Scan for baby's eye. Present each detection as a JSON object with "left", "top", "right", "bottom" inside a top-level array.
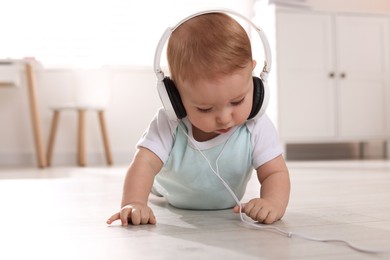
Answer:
[
  {"left": 197, "top": 107, "right": 212, "bottom": 113},
  {"left": 231, "top": 97, "right": 245, "bottom": 106}
]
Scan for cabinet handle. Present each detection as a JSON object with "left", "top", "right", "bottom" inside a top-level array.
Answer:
[
  {"left": 340, "top": 72, "right": 346, "bottom": 79},
  {"left": 329, "top": 72, "right": 335, "bottom": 78}
]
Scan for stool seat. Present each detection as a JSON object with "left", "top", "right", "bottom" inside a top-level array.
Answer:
[
  {"left": 47, "top": 105, "right": 113, "bottom": 167},
  {"left": 50, "top": 104, "right": 107, "bottom": 111}
]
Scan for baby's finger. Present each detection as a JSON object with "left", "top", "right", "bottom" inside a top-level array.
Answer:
[
  {"left": 130, "top": 208, "right": 141, "bottom": 225},
  {"left": 106, "top": 212, "right": 120, "bottom": 224},
  {"left": 256, "top": 208, "right": 270, "bottom": 223},
  {"left": 120, "top": 207, "right": 132, "bottom": 226},
  {"left": 148, "top": 211, "right": 157, "bottom": 225},
  {"left": 140, "top": 209, "right": 151, "bottom": 225},
  {"left": 243, "top": 202, "right": 256, "bottom": 216},
  {"left": 263, "top": 211, "right": 278, "bottom": 224},
  {"left": 233, "top": 204, "right": 246, "bottom": 213}
]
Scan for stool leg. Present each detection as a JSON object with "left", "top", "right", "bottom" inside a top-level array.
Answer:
[
  {"left": 98, "top": 111, "right": 113, "bottom": 165},
  {"left": 78, "top": 109, "right": 87, "bottom": 167},
  {"left": 25, "top": 63, "right": 47, "bottom": 168},
  {"left": 46, "top": 110, "right": 60, "bottom": 166}
]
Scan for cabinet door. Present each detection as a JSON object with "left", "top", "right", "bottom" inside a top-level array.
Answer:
[
  {"left": 276, "top": 12, "right": 336, "bottom": 140},
  {"left": 335, "top": 15, "right": 389, "bottom": 138}
]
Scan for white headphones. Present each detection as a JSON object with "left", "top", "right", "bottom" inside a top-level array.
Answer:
[{"left": 154, "top": 9, "right": 272, "bottom": 121}]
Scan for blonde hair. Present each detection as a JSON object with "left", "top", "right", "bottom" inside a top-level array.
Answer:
[{"left": 167, "top": 13, "right": 252, "bottom": 85}]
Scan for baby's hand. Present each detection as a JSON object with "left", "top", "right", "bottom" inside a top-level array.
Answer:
[
  {"left": 106, "top": 203, "right": 156, "bottom": 226},
  {"left": 233, "top": 198, "right": 282, "bottom": 224}
]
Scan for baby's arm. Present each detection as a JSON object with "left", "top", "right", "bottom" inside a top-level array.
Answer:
[
  {"left": 234, "top": 155, "right": 290, "bottom": 224},
  {"left": 106, "top": 147, "right": 163, "bottom": 226}
]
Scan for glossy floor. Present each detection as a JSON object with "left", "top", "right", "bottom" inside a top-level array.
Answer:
[{"left": 1, "top": 160, "right": 390, "bottom": 259}]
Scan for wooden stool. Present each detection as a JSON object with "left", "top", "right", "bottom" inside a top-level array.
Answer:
[{"left": 46, "top": 106, "right": 113, "bottom": 166}]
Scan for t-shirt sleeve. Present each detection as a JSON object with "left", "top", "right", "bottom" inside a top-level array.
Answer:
[
  {"left": 136, "top": 108, "right": 178, "bottom": 163},
  {"left": 247, "top": 115, "right": 284, "bottom": 169}
]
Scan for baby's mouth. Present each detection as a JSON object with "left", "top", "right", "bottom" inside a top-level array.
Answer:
[{"left": 216, "top": 127, "right": 231, "bottom": 134}]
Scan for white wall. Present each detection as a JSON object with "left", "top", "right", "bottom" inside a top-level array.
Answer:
[
  {"left": 0, "top": 66, "right": 161, "bottom": 166},
  {"left": 265, "top": 0, "right": 390, "bottom": 13},
  {"left": 307, "top": 0, "right": 390, "bottom": 13}
]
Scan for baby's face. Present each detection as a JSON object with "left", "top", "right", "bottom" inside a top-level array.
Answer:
[{"left": 178, "top": 61, "right": 255, "bottom": 139}]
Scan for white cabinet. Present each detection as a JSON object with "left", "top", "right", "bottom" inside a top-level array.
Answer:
[{"left": 274, "top": 10, "right": 389, "bottom": 145}]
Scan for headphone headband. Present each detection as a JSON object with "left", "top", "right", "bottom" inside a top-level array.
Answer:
[{"left": 153, "top": 9, "right": 272, "bottom": 82}]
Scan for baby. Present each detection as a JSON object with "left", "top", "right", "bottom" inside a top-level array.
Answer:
[{"left": 107, "top": 11, "right": 290, "bottom": 226}]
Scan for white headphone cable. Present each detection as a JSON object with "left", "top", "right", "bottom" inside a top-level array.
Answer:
[{"left": 179, "top": 124, "right": 390, "bottom": 254}]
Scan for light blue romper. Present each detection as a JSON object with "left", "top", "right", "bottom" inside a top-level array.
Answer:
[
  {"left": 137, "top": 108, "right": 283, "bottom": 210},
  {"left": 153, "top": 122, "right": 253, "bottom": 209}
]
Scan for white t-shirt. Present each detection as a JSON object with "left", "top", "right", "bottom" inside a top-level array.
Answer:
[{"left": 137, "top": 108, "right": 283, "bottom": 210}]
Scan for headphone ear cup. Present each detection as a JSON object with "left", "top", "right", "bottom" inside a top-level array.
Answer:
[
  {"left": 248, "top": 76, "right": 265, "bottom": 120},
  {"left": 162, "top": 77, "right": 187, "bottom": 119}
]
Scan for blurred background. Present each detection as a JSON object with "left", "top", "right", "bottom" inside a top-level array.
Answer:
[{"left": 1, "top": 0, "right": 389, "bottom": 167}]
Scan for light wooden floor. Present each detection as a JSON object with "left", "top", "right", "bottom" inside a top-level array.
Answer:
[{"left": 1, "top": 160, "right": 390, "bottom": 259}]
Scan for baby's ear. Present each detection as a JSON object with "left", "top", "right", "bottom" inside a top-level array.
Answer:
[{"left": 252, "top": 60, "right": 257, "bottom": 70}]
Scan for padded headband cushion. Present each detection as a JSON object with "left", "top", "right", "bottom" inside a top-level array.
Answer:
[{"left": 248, "top": 76, "right": 264, "bottom": 120}]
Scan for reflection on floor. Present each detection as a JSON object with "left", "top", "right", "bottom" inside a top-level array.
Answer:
[{"left": 0, "top": 160, "right": 390, "bottom": 259}]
